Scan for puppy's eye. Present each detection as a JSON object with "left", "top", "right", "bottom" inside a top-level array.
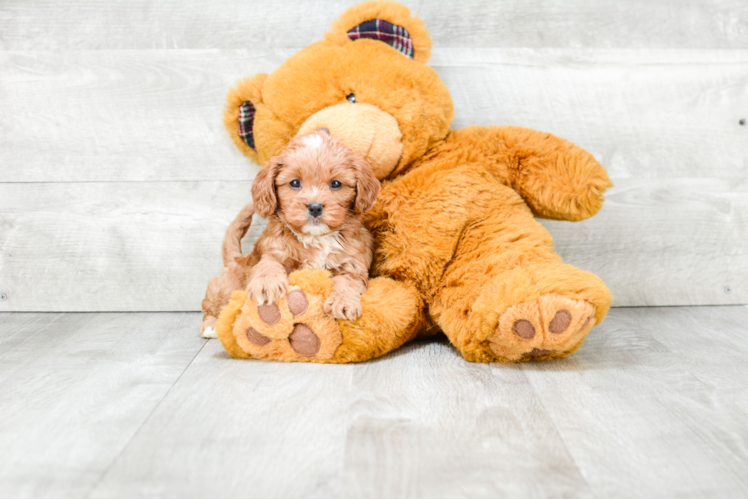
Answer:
[
  {"left": 346, "top": 93, "right": 356, "bottom": 103},
  {"left": 289, "top": 179, "right": 301, "bottom": 188},
  {"left": 330, "top": 180, "right": 342, "bottom": 190}
]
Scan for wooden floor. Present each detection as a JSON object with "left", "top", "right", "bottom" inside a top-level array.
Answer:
[{"left": 2, "top": 307, "right": 747, "bottom": 498}]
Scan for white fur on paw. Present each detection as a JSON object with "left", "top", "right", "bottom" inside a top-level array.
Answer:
[{"left": 201, "top": 326, "right": 218, "bottom": 339}]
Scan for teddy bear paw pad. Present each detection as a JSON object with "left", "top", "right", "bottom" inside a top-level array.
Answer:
[
  {"left": 232, "top": 286, "right": 342, "bottom": 361},
  {"left": 288, "top": 324, "right": 321, "bottom": 356},
  {"left": 488, "top": 293, "right": 596, "bottom": 361}
]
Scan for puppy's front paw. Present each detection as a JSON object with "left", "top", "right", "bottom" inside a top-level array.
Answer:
[
  {"left": 246, "top": 274, "right": 289, "bottom": 305},
  {"left": 199, "top": 317, "right": 218, "bottom": 338},
  {"left": 201, "top": 326, "right": 218, "bottom": 339},
  {"left": 324, "top": 291, "right": 362, "bottom": 321}
]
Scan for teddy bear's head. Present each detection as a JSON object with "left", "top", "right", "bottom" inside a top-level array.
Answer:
[{"left": 224, "top": 1, "right": 454, "bottom": 180}]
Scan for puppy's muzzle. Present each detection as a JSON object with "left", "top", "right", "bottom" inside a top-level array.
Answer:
[{"left": 307, "top": 202, "right": 324, "bottom": 218}]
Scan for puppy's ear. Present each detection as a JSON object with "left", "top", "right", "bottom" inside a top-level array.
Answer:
[
  {"left": 251, "top": 159, "right": 281, "bottom": 218},
  {"left": 352, "top": 154, "right": 381, "bottom": 214}
]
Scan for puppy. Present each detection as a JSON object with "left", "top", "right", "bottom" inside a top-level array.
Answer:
[{"left": 200, "top": 130, "right": 380, "bottom": 338}]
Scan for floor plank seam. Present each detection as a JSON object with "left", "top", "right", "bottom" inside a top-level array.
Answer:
[
  {"left": 519, "top": 364, "right": 594, "bottom": 494},
  {"left": 83, "top": 338, "right": 209, "bottom": 497}
]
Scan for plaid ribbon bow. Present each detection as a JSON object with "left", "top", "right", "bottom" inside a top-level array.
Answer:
[{"left": 347, "top": 19, "right": 414, "bottom": 59}]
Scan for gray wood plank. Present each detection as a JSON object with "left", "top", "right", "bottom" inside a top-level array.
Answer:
[
  {"left": 1, "top": 48, "right": 746, "bottom": 182},
  {"left": 0, "top": 50, "right": 273, "bottom": 183},
  {"left": 0, "top": 181, "right": 264, "bottom": 312},
  {"left": 0, "top": 311, "right": 205, "bottom": 498},
  {"left": 0, "top": 178, "right": 745, "bottom": 311},
  {"left": 542, "top": 177, "right": 748, "bottom": 308},
  {"left": 652, "top": 307, "right": 748, "bottom": 415},
  {"left": 1, "top": 0, "right": 746, "bottom": 51},
  {"left": 90, "top": 339, "right": 356, "bottom": 498},
  {"left": 88, "top": 338, "right": 590, "bottom": 498},
  {"left": 331, "top": 343, "right": 592, "bottom": 498},
  {"left": 520, "top": 305, "right": 748, "bottom": 497},
  {"left": 436, "top": 48, "right": 748, "bottom": 180},
  {"left": 87, "top": 306, "right": 748, "bottom": 498}
]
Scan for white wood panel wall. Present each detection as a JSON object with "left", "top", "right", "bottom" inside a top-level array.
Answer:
[
  {"left": 2, "top": 1, "right": 747, "bottom": 50},
  {"left": 0, "top": 1, "right": 746, "bottom": 312}
]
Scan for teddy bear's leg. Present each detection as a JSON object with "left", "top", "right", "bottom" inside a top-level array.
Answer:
[
  {"left": 434, "top": 263, "right": 612, "bottom": 362},
  {"left": 428, "top": 203, "right": 613, "bottom": 363},
  {"left": 214, "top": 270, "right": 427, "bottom": 363}
]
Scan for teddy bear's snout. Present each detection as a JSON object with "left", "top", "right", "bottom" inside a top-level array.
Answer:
[{"left": 297, "top": 102, "right": 403, "bottom": 180}]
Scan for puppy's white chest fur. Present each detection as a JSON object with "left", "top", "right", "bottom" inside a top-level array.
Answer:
[{"left": 297, "top": 231, "right": 344, "bottom": 270}]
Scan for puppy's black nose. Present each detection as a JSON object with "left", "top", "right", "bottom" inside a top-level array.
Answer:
[{"left": 307, "top": 202, "right": 324, "bottom": 217}]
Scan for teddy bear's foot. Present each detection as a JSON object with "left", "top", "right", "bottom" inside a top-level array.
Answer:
[
  {"left": 489, "top": 293, "right": 596, "bottom": 361},
  {"left": 230, "top": 285, "right": 343, "bottom": 361},
  {"left": 215, "top": 270, "right": 427, "bottom": 363}
]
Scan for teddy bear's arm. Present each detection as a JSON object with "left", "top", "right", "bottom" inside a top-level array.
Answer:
[{"left": 453, "top": 125, "right": 613, "bottom": 221}]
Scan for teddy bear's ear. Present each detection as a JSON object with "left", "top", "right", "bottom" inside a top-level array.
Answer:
[
  {"left": 223, "top": 73, "right": 268, "bottom": 162},
  {"left": 325, "top": 1, "right": 432, "bottom": 63}
]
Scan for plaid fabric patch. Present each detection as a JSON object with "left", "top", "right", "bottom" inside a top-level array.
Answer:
[
  {"left": 238, "top": 101, "right": 256, "bottom": 150},
  {"left": 347, "top": 19, "right": 414, "bottom": 59}
]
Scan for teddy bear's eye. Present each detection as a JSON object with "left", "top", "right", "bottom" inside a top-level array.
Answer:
[
  {"left": 330, "top": 180, "right": 342, "bottom": 189},
  {"left": 290, "top": 179, "right": 301, "bottom": 188},
  {"left": 346, "top": 93, "right": 356, "bottom": 103}
]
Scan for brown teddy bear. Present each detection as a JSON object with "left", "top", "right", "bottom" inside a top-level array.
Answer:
[{"left": 214, "top": 0, "right": 614, "bottom": 363}]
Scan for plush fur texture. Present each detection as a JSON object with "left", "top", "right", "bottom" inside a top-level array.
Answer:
[
  {"left": 215, "top": 0, "right": 614, "bottom": 363},
  {"left": 297, "top": 103, "right": 404, "bottom": 179},
  {"left": 215, "top": 270, "right": 426, "bottom": 363},
  {"left": 201, "top": 130, "right": 379, "bottom": 338}
]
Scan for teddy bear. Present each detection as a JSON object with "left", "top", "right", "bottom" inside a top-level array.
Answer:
[{"left": 214, "top": 0, "right": 614, "bottom": 363}]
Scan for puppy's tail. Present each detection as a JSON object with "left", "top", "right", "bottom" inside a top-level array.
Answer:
[{"left": 222, "top": 201, "right": 255, "bottom": 265}]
